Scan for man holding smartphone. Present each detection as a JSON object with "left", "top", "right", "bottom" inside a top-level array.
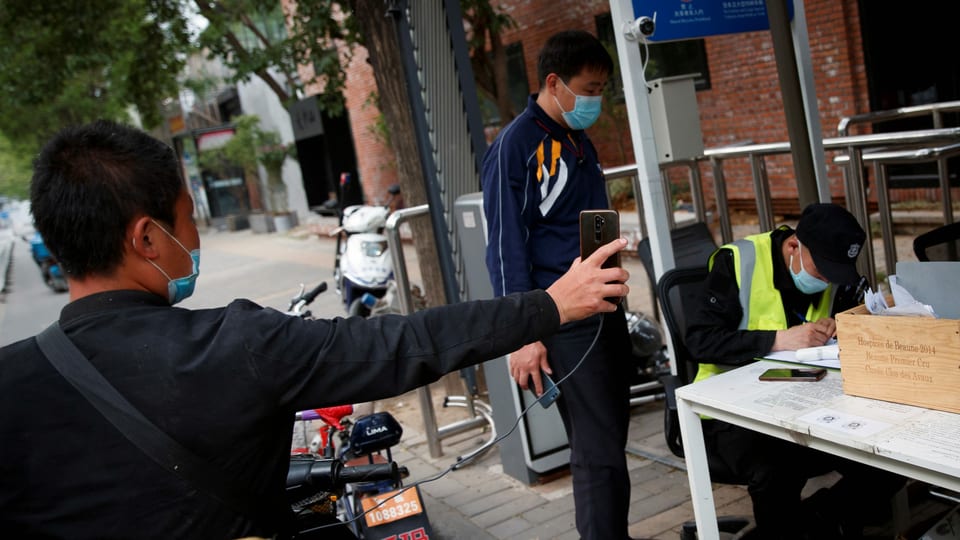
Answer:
[
  {"left": 686, "top": 204, "right": 904, "bottom": 539},
  {"left": 481, "top": 31, "right": 638, "bottom": 540}
]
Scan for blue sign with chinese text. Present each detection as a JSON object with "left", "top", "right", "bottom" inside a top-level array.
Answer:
[{"left": 631, "top": 0, "right": 794, "bottom": 42}]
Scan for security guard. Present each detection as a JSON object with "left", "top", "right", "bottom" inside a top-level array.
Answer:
[{"left": 686, "top": 203, "right": 904, "bottom": 540}]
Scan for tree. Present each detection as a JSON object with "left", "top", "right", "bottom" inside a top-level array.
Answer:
[
  {"left": 0, "top": 0, "right": 190, "bottom": 151},
  {"left": 1, "top": 0, "right": 512, "bottom": 310},
  {"left": 194, "top": 1, "right": 358, "bottom": 114},
  {"left": 344, "top": 0, "right": 447, "bottom": 309},
  {"left": 197, "top": 115, "right": 297, "bottom": 214},
  {"left": 461, "top": 0, "right": 517, "bottom": 126},
  {"left": 0, "top": 134, "right": 33, "bottom": 199},
  {"left": 0, "top": 0, "right": 359, "bottom": 155}
]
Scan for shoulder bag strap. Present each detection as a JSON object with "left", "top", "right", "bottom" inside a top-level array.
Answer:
[{"left": 36, "top": 322, "right": 264, "bottom": 524}]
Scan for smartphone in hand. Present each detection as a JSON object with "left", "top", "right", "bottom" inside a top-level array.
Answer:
[
  {"left": 758, "top": 367, "right": 827, "bottom": 382},
  {"left": 579, "top": 210, "right": 621, "bottom": 268},
  {"left": 579, "top": 210, "right": 622, "bottom": 303},
  {"left": 530, "top": 371, "right": 561, "bottom": 408}
]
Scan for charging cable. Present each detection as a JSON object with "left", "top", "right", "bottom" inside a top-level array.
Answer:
[{"left": 453, "top": 314, "right": 605, "bottom": 467}]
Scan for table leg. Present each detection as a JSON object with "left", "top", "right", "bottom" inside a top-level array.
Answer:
[{"left": 677, "top": 396, "right": 720, "bottom": 539}]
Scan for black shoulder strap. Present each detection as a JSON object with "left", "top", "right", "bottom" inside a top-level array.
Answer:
[{"left": 36, "top": 322, "right": 263, "bottom": 523}]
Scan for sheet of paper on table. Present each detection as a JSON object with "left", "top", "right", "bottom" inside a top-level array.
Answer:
[{"left": 763, "top": 338, "right": 840, "bottom": 369}]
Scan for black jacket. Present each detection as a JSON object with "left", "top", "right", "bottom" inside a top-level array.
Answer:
[{"left": 0, "top": 289, "right": 559, "bottom": 538}]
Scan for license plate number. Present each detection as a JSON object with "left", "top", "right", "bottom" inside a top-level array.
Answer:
[{"left": 360, "top": 487, "right": 424, "bottom": 528}]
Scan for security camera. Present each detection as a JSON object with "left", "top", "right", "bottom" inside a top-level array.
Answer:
[
  {"left": 623, "top": 13, "right": 656, "bottom": 42},
  {"left": 637, "top": 16, "right": 655, "bottom": 36}
]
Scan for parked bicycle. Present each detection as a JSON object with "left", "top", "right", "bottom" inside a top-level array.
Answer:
[{"left": 283, "top": 282, "right": 435, "bottom": 540}]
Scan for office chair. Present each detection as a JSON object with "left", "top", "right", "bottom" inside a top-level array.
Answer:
[
  {"left": 913, "top": 221, "right": 960, "bottom": 262},
  {"left": 656, "top": 266, "right": 755, "bottom": 539},
  {"left": 637, "top": 222, "right": 718, "bottom": 320}
]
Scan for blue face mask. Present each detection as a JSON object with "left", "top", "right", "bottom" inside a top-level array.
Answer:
[
  {"left": 145, "top": 219, "right": 200, "bottom": 305},
  {"left": 554, "top": 79, "right": 602, "bottom": 130},
  {"left": 789, "top": 242, "right": 828, "bottom": 294}
]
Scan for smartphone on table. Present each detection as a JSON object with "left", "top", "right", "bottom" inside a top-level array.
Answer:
[
  {"left": 758, "top": 367, "right": 827, "bottom": 382},
  {"left": 579, "top": 210, "right": 621, "bottom": 303}
]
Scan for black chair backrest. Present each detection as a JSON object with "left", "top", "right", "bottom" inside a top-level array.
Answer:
[
  {"left": 657, "top": 265, "right": 755, "bottom": 531},
  {"left": 657, "top": 266, "right": 749, "bottom": 487},
  {"left": 913, "top": 222, "right": 960, "bottom": 262},
  {"left": 637, "top": 222, "right": 718, "bottom": 318},
  {"left": 656, "top": 266, "right": 711, "bottom": 385}
]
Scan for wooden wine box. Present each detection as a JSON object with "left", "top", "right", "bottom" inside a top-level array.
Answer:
[{"left": 836, "top": 303, "right": 960, "bottom": 414}]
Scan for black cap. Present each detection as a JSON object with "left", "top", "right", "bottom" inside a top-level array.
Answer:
[{"left": 795, "top": 203, "right": 866, "bottom": 285}]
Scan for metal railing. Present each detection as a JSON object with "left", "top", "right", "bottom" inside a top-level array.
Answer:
[
  {"left": 836, "top": 101, "right": 960, "bottom": 273},
  {"left": 838, "top": 100, "right": 960, "bottom": 136},
  {"left": 835, "top": 142, "right": 960, "bottom": 273},
  {"left": 384, "top": 205, "right": 495, "bottom": 459},
  {"left": 611, "top": 127, "right": 960, "bottom": 286}
]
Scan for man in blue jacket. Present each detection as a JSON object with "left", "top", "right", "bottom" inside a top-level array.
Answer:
[{"left": 482, "top": 30, "right": 636, "bottom": 539}]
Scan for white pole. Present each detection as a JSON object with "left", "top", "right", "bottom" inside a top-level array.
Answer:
[{"left": 608, "top": 0, "right": 677, "bottom": 365}]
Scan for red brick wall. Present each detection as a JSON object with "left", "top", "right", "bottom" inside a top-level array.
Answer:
[
  {"left": 494, "top": 0, "right": 634, "bottom": 167},
  {"left": 340, "top": 46, "right": 399, "bottom": 206},
  {"left": 693, "top": 0, "right": 868, "bottom": 213},
  {"left": 289, "top": 0, "right": 398, "bottom": 206},
  {"left": 322, "top": 0, "right": 871, "bottom": 214}
]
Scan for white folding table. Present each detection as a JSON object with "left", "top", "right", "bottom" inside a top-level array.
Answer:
[{"left": 676, "top": 360, "right": 960, "bottom": 538}]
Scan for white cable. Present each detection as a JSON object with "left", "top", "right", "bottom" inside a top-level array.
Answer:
[{"left": 640, "top": 38, "right": 651, "bottom": 90}]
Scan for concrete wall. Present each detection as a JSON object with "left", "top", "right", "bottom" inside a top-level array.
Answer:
[{"left": 237, "top": 76, "right": 310, "bottom": 218}]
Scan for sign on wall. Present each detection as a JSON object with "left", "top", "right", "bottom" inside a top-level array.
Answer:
[
  {"left": 631, "top": 0, "right": 794, "bottom": 42},
  {"left": 289, "top": 96, "right": 325, "bottom": 141}
]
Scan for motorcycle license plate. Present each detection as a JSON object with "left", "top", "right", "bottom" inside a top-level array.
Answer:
[{"left": 360, "top": 487, "right": 424, "bottom": 528}]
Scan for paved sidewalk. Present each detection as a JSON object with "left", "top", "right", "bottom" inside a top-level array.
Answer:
[{"left": 368, "top": 391, "right": 748, "bottom": 540}]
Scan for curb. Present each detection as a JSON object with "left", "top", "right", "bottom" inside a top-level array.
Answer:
[{"left": 0, "top": 234, "right": 14, "bottom": 295}]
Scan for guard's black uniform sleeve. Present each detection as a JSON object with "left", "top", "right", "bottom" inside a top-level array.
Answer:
[
  {"left": 685, "top": 248, "right": 777, "bottom": 366},
  {"left": 240, "top": 290, "right": 561, "bottom": 411}
]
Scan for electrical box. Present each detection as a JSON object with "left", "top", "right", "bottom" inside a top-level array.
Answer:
[
  {"left": 648, "top": 75, "right": 704, "bottom": 163},
  {"left": 453, "top": 192, "right": 570, "bottom": 485}
]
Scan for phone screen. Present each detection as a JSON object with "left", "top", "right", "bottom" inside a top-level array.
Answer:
[{"left": 758, "top": 368, "right": 827, "bottom": 382}]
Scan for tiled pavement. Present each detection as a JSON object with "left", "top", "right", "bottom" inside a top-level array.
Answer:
[{"left": 378, "top": 395, "right": 754, "bottom": 540}]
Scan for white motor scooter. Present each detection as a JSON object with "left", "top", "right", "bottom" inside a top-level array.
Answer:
[{"left": 331, "top": 185, "right": 400, "bottom": 317}]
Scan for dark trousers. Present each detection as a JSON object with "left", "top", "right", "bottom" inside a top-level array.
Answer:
[
  {"left": 703, "top": 419, "right": 905, "bottom": 540},
  {"left": 543, "top": 307, "right": 633, "bottom": 540}
]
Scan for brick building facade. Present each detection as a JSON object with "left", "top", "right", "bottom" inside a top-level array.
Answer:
[{"left": 333, "top": 0, "right": 955, "bottom": 217}]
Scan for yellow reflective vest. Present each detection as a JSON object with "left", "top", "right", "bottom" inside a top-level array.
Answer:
[{"left": 693, "top": 232, "right": 833, "bottom": 383}]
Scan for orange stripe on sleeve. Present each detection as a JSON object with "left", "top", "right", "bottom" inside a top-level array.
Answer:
[
  {"left": 549, "top": 140, "right": 561, "bottom": 177},
  {"left": 536, "top": 142, "right": 545, "bottom": 182}
]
